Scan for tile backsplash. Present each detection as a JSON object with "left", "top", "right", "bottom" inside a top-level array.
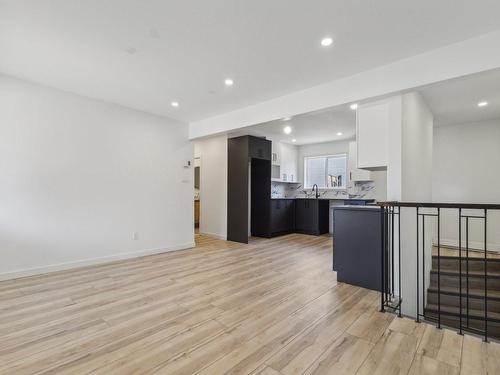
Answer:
[{"left": 271, "top": 180, "right": 377, "bottom": 200}]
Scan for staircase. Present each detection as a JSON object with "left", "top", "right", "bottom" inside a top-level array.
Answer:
[{"left": 425, "top": 248, "right": 500, "bottom": 339}]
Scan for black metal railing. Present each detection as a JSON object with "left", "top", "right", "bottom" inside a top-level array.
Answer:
[{"left": 378, "top": 201, "right": 500, "bottom": 343}]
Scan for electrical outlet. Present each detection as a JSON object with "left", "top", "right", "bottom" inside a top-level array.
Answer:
[{"left": 132, "top": 232, "right": 138, "bottom": 240}]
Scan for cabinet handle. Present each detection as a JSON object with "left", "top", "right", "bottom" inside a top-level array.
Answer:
[{"left": 350, "top": 172, "right": 352, "bottom": 181}]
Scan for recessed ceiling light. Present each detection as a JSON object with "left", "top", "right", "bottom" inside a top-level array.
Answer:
[
  {"left": 292, "top": 139, "right": 297, "bottom": 143},
  {"left": 321, "top": 37, "right": 333, "bottom": 47},
  {"left": 478, "top": 101, "right": 488, "bottom": 107},
  {"left": 224, "top": 78, "right": 234, "bottom": 86},
  {"left": 171, "top": 101, "right": 179, "bottom": 107},
  {"left": 350, "top": 103, "right": 358, "bottom": 110},
  {"left": 282, "top": 117, "right": 291, "bottom": 121},
  {"left": 283, "top": 126, "right": 292, "bottom": 135},
  {"left": 337, "top": 132, "right": 343, "bottom": 136}
]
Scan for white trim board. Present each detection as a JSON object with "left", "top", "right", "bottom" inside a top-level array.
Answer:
[{"left": 0, "top": 242, "right": 196, "bottom": 281}]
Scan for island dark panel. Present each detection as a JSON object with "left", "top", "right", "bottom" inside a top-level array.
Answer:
[{"left": 333, "top": 205, "right": 382, "bottom": 291}]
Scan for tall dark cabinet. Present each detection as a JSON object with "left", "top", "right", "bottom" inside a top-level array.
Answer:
[{"left": 227, "top": 135, "right": 271, "bottom": 243}]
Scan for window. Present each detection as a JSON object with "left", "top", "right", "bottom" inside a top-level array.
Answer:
[{"left": 304, "top": 154, "right": 347, "bottom": 189}]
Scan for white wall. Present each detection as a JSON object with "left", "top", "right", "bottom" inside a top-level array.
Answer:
[
  {"left": 0, "top": 75, "right": 194, "bottom": 280},
  {"left": 399, "top": 92, "right": 434, "bottom": 317},
  {"left": 384, "top": 96, "right": 403, "bottom": 201},
  {"left": 433, "top": 119, "right": 500, "bottom": 251},
  {"left": 193, "top": 135, "right": 228, "bottom": 239},
  {"left": 402, "top": 93, "right": 434, "bottom": 201}
]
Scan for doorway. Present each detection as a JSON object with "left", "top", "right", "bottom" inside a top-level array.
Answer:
[{"left": 194, "top": 157, "right": 200, "bottom": 233}]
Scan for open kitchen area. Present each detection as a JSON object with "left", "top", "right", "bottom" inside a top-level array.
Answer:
[
  {"left": 226, "top": 104, "right": 386, "bottom": 242},
  {"left": 194, "top": 67, "right": 500, "bottom": 299}
]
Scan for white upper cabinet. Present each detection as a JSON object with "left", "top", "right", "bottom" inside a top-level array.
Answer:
[
  {"left": 271, "top": 140, "right": 298, "bottom": 182},
  {"left": 280, "top": 142, "right": 298, "bottom": 182},
  {"left": 356, "top": 101, "right": 389, "bottom": 169},
  {"left": 271, "top": 140, "right": 280, "bottom": 165},
  {"left": 348, "top": 141, "right": 372, "bottom": 182}
]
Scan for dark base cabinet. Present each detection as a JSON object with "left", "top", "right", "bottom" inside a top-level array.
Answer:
[
  {"left": 294, "top": 199, "right": 330, "bottom": 235},
  {"left": 270, "top": 199, "right": 295, "bottom": 237}
]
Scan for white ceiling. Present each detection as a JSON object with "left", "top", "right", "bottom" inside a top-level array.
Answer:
[
  {"left": 231, "top": 68, "right": 500, "bottom": 145},
  {"left": 230, "top": 105, "right": 356, "bottom": 145},
  {"left": 419, "top": 68, "right": 500, "bottom": 126},
  {"left": 1, "top": 1, "right": 500, "bottom": 122}
]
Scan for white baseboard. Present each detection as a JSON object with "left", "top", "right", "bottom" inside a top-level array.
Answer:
[
  {"left": 0, "top": 241, "right": 196, "bottom": 281},
  {"left": 435, "top": 238, "right": 500, "bottom": 252}
]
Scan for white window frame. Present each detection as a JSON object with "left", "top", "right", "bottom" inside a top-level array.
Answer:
[{"left": 303, "top": 153, "right": 347, "bottom": 189}]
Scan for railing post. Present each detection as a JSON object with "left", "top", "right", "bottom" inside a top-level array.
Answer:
[
  {"left": 458, "top": 208, "right": 463, "bottom": 335},
  {"left": 391, "top": 206, "right": 395, "bottom": 297},
  {"left": 466, "top": 216, "right": 470, "bottom": 329},
  {"left": 437, "top": 207, "right": 441, "bottom": 329},
  {"left": 416, "top": 206, "right": 420, "bottom": 323},
  {"left": 422, "top": 211, "right": 426, "bottom": 321},
  {"left": 398, "top": 204, "right": 402, "bottom": 318},
  {"left": 380, "top": 206, "right": 385, "bottom": 313},
  {"left": 484, "top": 209, "right": 488, "bottom": 342},
  {"left": 385, "top": 208, "right": 389, "bottom": 305}
]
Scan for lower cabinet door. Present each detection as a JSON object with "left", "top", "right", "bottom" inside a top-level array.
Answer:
[
  {"left": 294, "top": 200, "right": 310, "bottom": 234},
  {"left": 271, "top": 200, "right": 289, "bottom": 235},
  {"left": 294, "top": 200, "right": 305, "bottom": 232},
  {"left": 274, "top": 199, "right": 326, "bottom": 236},
  {"left": 287, "top": 200, "right": 295, "bottom": 232}
]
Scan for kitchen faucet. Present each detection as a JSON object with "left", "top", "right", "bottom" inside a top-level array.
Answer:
[{"left": 311, "top": 184, "right": 319, "bottom": 199}]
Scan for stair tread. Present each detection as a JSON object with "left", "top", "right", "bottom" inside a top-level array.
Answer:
[
  {"left": 432, "top": 246, "right": 500, "bottom": 261},
  {"left": 433, "top": 255, "right": 500, "bottom": 262},
  {"left": 427, "top": 285, "right": 500, "bottom": 299},
  {"left": 430, "top": 269, "right": 500, "bottom": 278},
  {"left": 425, "top": 303, "right": 500, "bottom": 322}
]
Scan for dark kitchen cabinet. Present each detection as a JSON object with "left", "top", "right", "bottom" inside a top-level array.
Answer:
[
  {"left": 295, "top": 199, "right": 330, "bottom": 235},
  {"left": 270, "top": 199, "right": 294, "bottom": 236},
  {"left": 248, "top": 136, "right": 272, "bottom": 160},
  {"left": 227, "top": 135, "right": 271, "bottom": 243}
]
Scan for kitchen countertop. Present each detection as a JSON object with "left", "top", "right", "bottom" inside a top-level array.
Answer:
[
  {"left": 271, "top": 197, "right": 376, "bottom": 202},
  {"left": 333, "top": 205, "right": 381, "bottom": 210}
]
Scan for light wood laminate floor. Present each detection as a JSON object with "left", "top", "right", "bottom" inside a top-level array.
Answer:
[{"left": 1, "top": 234, "right": 499, "bottom": 374}]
